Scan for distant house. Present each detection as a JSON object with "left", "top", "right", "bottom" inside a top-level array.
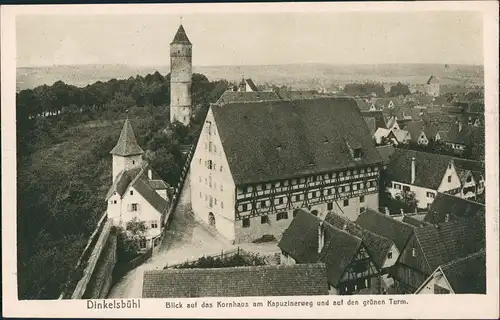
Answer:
[
  {"left": 390, "top": 217, "right": 485, "bottom": 293},
  {"left": 278, "top": 210, "right": 380, "bottom": 295},
  {"left": 424, "top": 193, "right": 485, "bottom": 224},
  {"left": 106, "top": 120, "right": 170, "bottom": 249},
  {"left": 238, "top": 78, "right": 259, "bottom": 92},
  {"left": 142, "top": 263, "right": 329, "bottom": 298},
  {"left": 444, "top": 122, "right": 484, "bottom": 155},
  {"left": 361, "top": 110, "right": 387, "bottom": 129},
  {"left": 405, "top": 121, "right": 430, "bottom": 145},
  {"left": 354, "top": 98, "right": 377, "bottom": 111},
  {"left": 387, "top": 129, "right": 411, "bottom": 145},
  {"left": 386, "top": 149, "right": 475, "bottom": 209},
  {"left": 425, "top": 76, "right": 440, "bottom": 97},
  {"left": 275, "top": 89, "right": 328, "bottom": 100},
  {"left": 375, "top": 98, "right": 395, "bottom": 109},
  {"left": 415, "top": 250, "right": 486, "bottom": 294}
]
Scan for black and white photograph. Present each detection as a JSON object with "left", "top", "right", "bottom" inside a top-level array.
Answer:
[{"left": 2, "top": 2, "right": 499, "bottom": 319}]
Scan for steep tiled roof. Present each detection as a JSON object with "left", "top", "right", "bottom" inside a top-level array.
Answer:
[
  {"left": 275, "top": 90, "right": 327, "bottom": 100},
  {"left": 278, "top": 209, "right": 321, "bottom": 262},
  {"left": 363, "top": 117, "right": 377, "bottom": 135},
  {"left": 132, "top": 167, "right": 169, "bottom": 214},
  {"left": 110, "top": 119, "right": 144, "bottom": 156},
  {"left": 325, "top": 212, "right": 394, "bottom": 269},
  {"left": 386, "top": 149, "right": 451, "bottom": 190},
  {"left": 361, "top": 110, "right": 387, "bottom": 129},
  {"left": 319, "top": 223, "right": 363, "bottom": 285},
  {"left": 279, "top": 210, "right": 364, "bottom": 286},
  {"left": 356, "top": 208, "right": 415, "bottom": 252},
  {"left": 405, "top": 121, "right": 425, "bottom": 143},
  {"left": 424, "top": 193, "right": 485, "bottom": 224},
  {"left": 440, "top": 250, "right": 486, "bottom": 294},
  {"left": 106, "top": 167, "right": 142, "bottom": 200},
  {"left": 426, "top": 76, "right": 439, "bottom": 84},
  {"left": 402, "top": 215, "right": 432, "bottom": 228},
  {"left": 212, "top": 98, "right": 382, "bottom": 185},
  {"left": 376, "top": 145, "right": 395, "bottom": 165},
  {"left": 142, "top": 263, "right": 329, "bottom": 298},
  {"left": 105, "top": 163, "right": 168, "bottom": 214},
  {"left": 453, "top": 158, "right": 484, "bottom": 182},
  {"left": 414, "top": 217, "right": 485, "bottom": 272},
  {"left": 446, "top": 123, "right": 484, "bottom": 146},
  {"left": 171, "top": 24, "right": 191, "bottom": 44},
  {"left": 245, "top": 79, "right": 259, "bottom": 92},
  {"left": 215, "top": 90, "right": 280, "bottom": 105}
]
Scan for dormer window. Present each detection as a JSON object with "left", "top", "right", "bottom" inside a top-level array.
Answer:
[{"left": 353, "top": 148, "right": 363, "bottom": 159}]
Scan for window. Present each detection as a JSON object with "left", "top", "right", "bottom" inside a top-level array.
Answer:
[
  {"left": 427, "top": 192, "right": 435, "bottom": 198},
  {"left": 151, "top": 221, "right": 158, "bottom": 229},
  {"left": 311, "top": 210, "right": 318, "bottom": 216},
  {"left": 360, "top": 195, "right": 365, "bottom": 203},
  {"left": 208, "top": 142, "right": 212, "bottom": 152},
  {"left": 260, "top": 200, "right": 267, "bottom": 208},
  {"left": 199, "top": 158, "right": 202, "bottom": 164},
  {"left": 346, "top": 170, "right": 351, "bottom": 176},
  {"left": 312, "top": 191, "right": 317, "bottom": 198},
  {"left": 242, "top": 218, "right": 250, "bottom": 228},
  {"left": 130, "top": 190, "right": 134, "bottom": 195},
  {"left": 242, "top": 186, "right": 248, "bottom": 194},
  {"left": 262, "top": 184, "right": 267, "bottom": 191},
  {"left": 220, "top": 166, "right": 223, "bottom": 172},
  {"left": 343, "top": 199, "right": 349, "bottom": 207},
  {"left": 131, "top": 203, "right": 138, "bottom": 211},
  {"left": 261, "top": 216, "right": 269, "bottom": 224},
  {"left": 215, "top": 198, "right": 218, "bottom": 205},
  {"left": 113, "top": 200, "right": 117, "bottom": 204},
  {"left": 359, "top": 207, "right": 365, "bottom": 213},
  {"left": 242, "top": 204, "right": 248, "bottom": 211},
  {"left": 277, "top": 212, "right": 288, "bottom": 221},
  {"left": 327, "top": 202, "right": 333, "bottom": 210},
  {"left": 387, "top": 252, "right": 393, "bottom": 259},
  {"left": 295, "top": 195, "right": 300, "bottom": 201},
  {"left": 403, "top": 185, "right": 410, "bottom": 192},
  {"left": 313, "top": 176, "right": 317, "bottom": 182},
  {"left": 353, "top": 148, "right": 363, "bottom": 159},
  {"left": 278, "top": 198, "right": 284, "bottom": 205},
  {"left": 132, "top": 160, "right": 135, "bottom": 165},
  {"left": 412, "top": 248, "right": 417, "bottom": 257},
  {"left": 447, "top": 176, "right": 452, "bottom": 183},
  {"left": 275, "top": 181, "right": 281, "bottom": 187},
  {"left": 214, "top": 145, "right": 217, "bottom": 153},
  {"left": 466, "top": 176, "right": 472, "bottom": 183},
  {"left": 221, "top": 202, "right": 224, "bottom": 209},
  {"left": 209, "top": 176, "right": 212, "bottom": 187}
]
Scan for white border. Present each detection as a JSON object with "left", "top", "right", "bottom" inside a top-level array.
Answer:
[{"left": 2, "top": 2, "right": 499, "bottom": 319}]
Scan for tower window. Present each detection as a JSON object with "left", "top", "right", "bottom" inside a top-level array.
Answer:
[
  {"left": 130, "top": 190, "right": 134, "bottom": 195},
  {"left": 132, "top": 160, "right": 135, "bottom": 165}
]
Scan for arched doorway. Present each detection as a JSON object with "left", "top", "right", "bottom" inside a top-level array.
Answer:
[{"left": 208, "top": 212, "right": 216, "bottom": 228}]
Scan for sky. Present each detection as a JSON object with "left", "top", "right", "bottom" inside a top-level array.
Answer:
[{"left": 16, "top": 11, "right": 484, "bottom": 67}]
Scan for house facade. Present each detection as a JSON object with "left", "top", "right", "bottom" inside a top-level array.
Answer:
[
  {"left": 190, "top": 98, "right": 383, "bottom": 244},
  {"left": 386, "top": 149, "right": 481, "bottom": 209},
  {"left": 107, "top": 120, "right": 170, "bottom": 248},
  {"left": 278, "top": 210, "right": 380, "bottom": 295}
]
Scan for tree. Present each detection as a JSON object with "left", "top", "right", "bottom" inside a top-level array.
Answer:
[
  {"left": 126, "top": 217, "right": 147, "bottom": 239},
  {"left": 395, "top": 190, "right": 419, "bottom": 212},
  {"left": 389, "top": 82, "right": 410, "bottom": 97}
]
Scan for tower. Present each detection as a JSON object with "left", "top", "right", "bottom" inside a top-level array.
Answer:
[
  {"left": 110, "top": 119, "right": 144, "bottom": 182},
  {"left": 170, "top": 24, "right": 192, "bottom": 125}
]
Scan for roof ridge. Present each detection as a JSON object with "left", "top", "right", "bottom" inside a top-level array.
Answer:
[
  {"left": 365, "top": 208, "right": 415, "bottom": 229},
  {"left": 156, "top": 262, "right": 326, "bottom": 274},
  {"left": 436, "top": 192, "right": 485, "bottom": 206},
  {"left": 440, "top": 249, "right": 485, "bottom": 269}
]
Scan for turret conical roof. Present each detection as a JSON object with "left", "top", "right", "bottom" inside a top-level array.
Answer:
[
  {"left": 171, "top": 24, "right": 191, "bottom": 45},
  {"left": 110, "top": 119, "right": 144, "bottom": 156}
]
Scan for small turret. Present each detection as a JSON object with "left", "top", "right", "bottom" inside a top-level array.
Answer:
[{"left": 110, "top": 119, "right": 144, "bottom": 181}]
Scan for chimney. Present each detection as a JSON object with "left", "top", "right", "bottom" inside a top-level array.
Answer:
[
  {"left": 148, "top": 169, "right": 152, "bottom": 180},
  {"left": 343, "top": 223, "right": 348, "bottom": 231},
  {"left": 318, "top": 222, "right": 325, "bottom": 254},
  {"left": 458, "top": 121, "right": 463, "bottom": 132},
  {"left": 411, "top": 157, "right": 416, "bottom": 184},
  {"left": 400, "top": 208, "right": 405, "bottom": 216},
  {"left": 445, "top": 214, "right": 450, "bottom": 222},
  {"left": 385, "top": 207, "right": 390, "bottom": 215}
]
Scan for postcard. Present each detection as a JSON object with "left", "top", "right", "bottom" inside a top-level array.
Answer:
[{"left": 1, "top": 1, "right": 499, "bottom": 318}]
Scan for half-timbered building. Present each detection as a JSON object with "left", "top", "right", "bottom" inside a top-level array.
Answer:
[
  {"left": 278, "top": 210, "right": 380, "bottom": 295},
  {"left": 390, "top": 215, "right": 485, "bottom": 293},
  {"left": 190, "top": 97, "right": 383, "bottom": 243}
]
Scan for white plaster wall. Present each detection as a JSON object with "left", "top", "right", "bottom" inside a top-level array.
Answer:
[
  {"left": 417, "top": 272, "right": 452, "bottom": 294},
  {"left": 437, "top": 162, "right": 461, "bottom": 193},
  {"left": 190, "top": 107, "right": 236, "bottom": 241},
  {"left": 389, "top": 182, "right": 437, "bottom": 209},
  {"left": 381, "top": 244, "right": 400, "bottom": 269},
  {"left": 112, "top": 155, "right": 142, "bottom": 182}
]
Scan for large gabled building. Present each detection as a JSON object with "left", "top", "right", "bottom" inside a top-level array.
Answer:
[{"left": 190, "top": 97, "right": 383, "bottom": 243}]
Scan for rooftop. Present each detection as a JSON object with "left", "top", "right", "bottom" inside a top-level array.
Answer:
[
  {"left": 110, "top": 119, "right": 144, "bottom": 156},
  {"left": 142, "top": 263, "right": 329, "bottom": 298}
]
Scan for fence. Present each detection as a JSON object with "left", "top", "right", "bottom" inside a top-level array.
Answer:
[{"left": 59, "top": 212, "right": 108, "bottom": 299}]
